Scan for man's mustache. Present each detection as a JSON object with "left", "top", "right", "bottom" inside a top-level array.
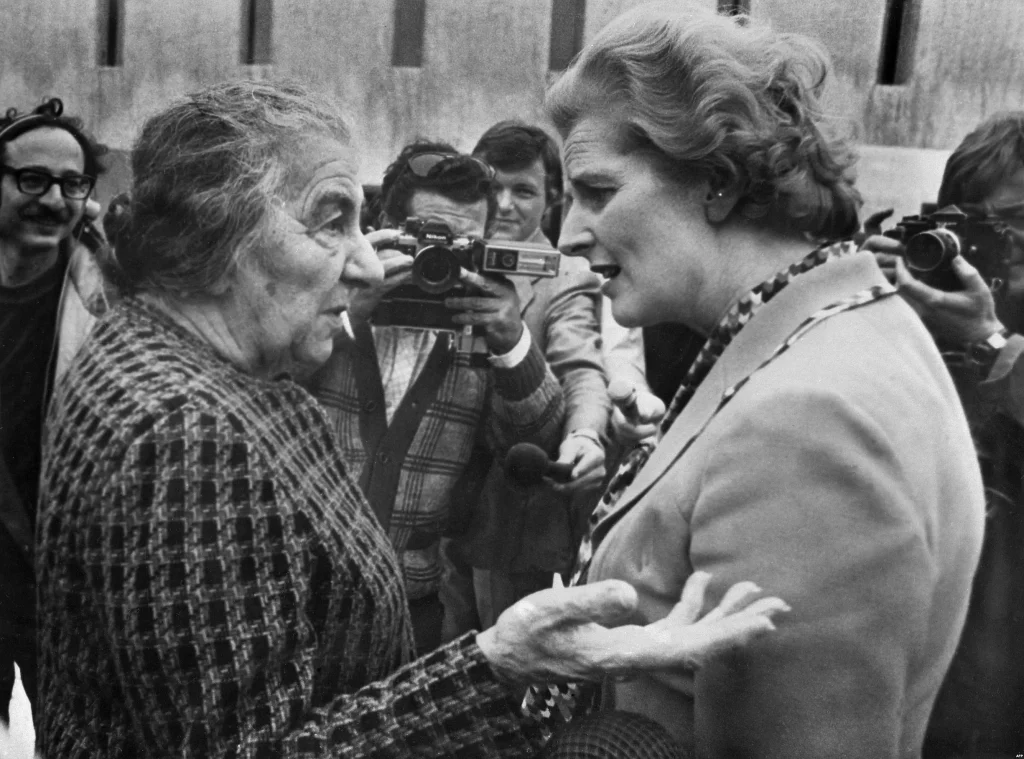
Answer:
[{"left": 20, "top": 206, "right": 72, "bottom": 226}]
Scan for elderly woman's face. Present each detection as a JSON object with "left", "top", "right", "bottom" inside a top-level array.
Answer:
[
  {"left": 230, "top": 137, "right": 382, "bottom": 375},
  {"left": 558, "top": 114, "right": 720, "bottom": 333}
]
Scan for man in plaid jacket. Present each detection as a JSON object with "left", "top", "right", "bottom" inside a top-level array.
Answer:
[{"left": 308, "top": 140, "right": 566, "bottom": 653}]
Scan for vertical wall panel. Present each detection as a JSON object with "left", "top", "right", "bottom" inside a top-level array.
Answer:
[
  {"left": 549, "top": 0, "right": 586, "bottom": 71},
  {"left": 391, "top": 0, "right": 426, "bottom": 67},
  {"left": 241, "top": 0, "right": 274, "bottom": 65},
  {"left": 2, "top": 0, "right": 1024, "bottom": 196},
  {"left": 97, "top": 0, "right": 125, "bottom": 67}
]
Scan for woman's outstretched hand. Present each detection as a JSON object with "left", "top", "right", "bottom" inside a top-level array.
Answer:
[{"left": 475, "top": 571, "right": 789, "bottom": 685}]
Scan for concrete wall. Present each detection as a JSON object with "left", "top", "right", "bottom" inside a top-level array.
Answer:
[{"left": 2, "top": 0, "right": 1022, "bottom": 212}]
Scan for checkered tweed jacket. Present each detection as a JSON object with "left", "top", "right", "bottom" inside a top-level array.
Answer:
[
  {"left": 37, "top": 298, "right": 546, "bottom": 758},
  {"left": 310, "top": 323, "right": 565, "bottom": 600}
]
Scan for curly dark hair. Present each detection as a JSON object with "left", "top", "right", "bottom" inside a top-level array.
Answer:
[
  {"left": 472, "top": 121, "right": 562, "bottom": 206},
  {"left": 0, "top": 97, "right": 107, "bottom": 178},
  {"left": 379, "top": 140, "right": 495, "bottom": 227},
  {"left": 938, "top": 112, "right": 1024, "bottom": 210}
]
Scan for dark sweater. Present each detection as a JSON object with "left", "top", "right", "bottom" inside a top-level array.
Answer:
[
  {"left": 0, "top": 255, "right": 65, "bottom": 511},
  {"left": 37, "top": 297, "right": 544, "bottom": 758}
]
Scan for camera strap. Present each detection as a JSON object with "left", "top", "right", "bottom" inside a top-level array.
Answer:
[{"left": 351, "top": 320, "right": 456, "bottom": 533}]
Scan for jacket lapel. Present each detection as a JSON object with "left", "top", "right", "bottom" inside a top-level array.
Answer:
[{"left": 592, "top": 251, "right": 889, "bottom": 534}]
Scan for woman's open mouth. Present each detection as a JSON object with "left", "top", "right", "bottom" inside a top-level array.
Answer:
[{"left": 591, "top": 264, "right": 622, "bottom": 280}]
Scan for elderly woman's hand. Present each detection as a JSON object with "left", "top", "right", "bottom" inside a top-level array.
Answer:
[
  {"left": 475, "top": 572, "right": 788, "bottom": 685},
  {"left": 347, "top": 229, "right": 414, "bottom": 322}
]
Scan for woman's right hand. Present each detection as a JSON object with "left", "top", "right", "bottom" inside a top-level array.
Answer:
[
  {"left": 348, "top": 229, "right": 415, "bottom": 321},
  {"left": 475, "top": 571, "right": 788, "bottom": 685}
]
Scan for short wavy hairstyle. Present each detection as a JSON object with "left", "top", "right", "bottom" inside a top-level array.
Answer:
[
  {"left": 106, "top": 79, "right": 351, "bottom": 297},
  {"left": 545, "top": 1, "right": 861, "bottom": 240},
  {"left": 938, "top": 111, "right": 1024, "bottom": 210},
  {"left": 379, "top": 139, "right": 495, "bottom": 228}
]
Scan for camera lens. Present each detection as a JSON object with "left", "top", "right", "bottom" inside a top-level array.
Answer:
[
  {"left": 412, "top": 245, "right": 462, "bottom": 294},
  {"left": 906, "top": 229, "right": 961, "bottom": 273}
]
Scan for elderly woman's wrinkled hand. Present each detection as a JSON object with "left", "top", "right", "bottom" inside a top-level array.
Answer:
[
  {"left": 347, "top": 229, "right": 414, "bottom": 321},
  {"left": 475, "top": 572, "right": 789, "bottom": 685}
]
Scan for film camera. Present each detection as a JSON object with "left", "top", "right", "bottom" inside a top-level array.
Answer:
[
  {"left": 371, "top": 217, "right": 562, "bottom": 332},
  {"left": 884, "top": 205, "right": 1013, "bottom": 292}
]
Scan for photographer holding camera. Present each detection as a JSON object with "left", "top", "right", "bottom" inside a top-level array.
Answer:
[
  {"left": 865, "top": 111, "right": 1024, "bottom": 758},
  {"left": 306, "top": 140, "right": 567, "bottom": 654}
]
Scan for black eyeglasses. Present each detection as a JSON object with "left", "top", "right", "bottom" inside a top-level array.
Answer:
[
  {"left": 405, "top": 152, "right": 495, "bottom": 183},
  {"left": 1, "top": 165, "right": 95, "bottom": 200}
]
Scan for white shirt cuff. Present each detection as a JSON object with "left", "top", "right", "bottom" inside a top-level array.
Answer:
[{"left": 488, "top": 327, "right": 532, "bottom": 369}]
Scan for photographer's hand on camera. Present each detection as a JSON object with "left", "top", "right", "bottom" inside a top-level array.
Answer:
[
  {"left": 896, "top": 254, "right": 1006, "bottom": 346},
  {"left": 861, "top": 233, "right": 904, "bottom": 285},
  {"left": 445, "top": 270, "right": 525, "bottom": 355},
  {"left": 861, "top": 233, "right": 1006, "bottom": 346},
  {"left": 347, "top": 229, "right": 413, "bottom": 322}
]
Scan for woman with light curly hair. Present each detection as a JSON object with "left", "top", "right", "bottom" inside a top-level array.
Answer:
[{"left": 544, "top": 2, "right": 985, "bottom": 756}]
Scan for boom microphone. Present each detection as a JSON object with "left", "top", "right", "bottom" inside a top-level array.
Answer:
[{"left": 504, "top": 443, "right": 574, "bottom": 487}]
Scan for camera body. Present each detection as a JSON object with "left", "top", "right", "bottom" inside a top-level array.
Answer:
[
  {"left": 370, "top": 217, "right": 562, "bottom": 332},
  {"left": 884, "top": 205, "right": 1012, "bottom": 292}
]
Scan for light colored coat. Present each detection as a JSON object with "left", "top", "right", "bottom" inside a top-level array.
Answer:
[{"left": 589, "top": 251, "right": 985, "bottom": 759}]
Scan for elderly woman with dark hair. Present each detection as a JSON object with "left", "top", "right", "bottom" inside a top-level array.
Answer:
[
  {"left": 541, "top": 3, "right": 986, "bottom": 757},
  {"left": 35, "top": 80, "right": 786, "bottom": 758}
]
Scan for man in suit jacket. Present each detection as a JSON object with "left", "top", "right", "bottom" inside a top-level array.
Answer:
[
  {"left": 441, "top": 122, "right": 610, "bottom": 633},
  {"left": 586, "top": 249, "right": 985, "bottom": 757}
]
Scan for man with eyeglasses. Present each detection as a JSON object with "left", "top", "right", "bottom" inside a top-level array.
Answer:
[
  {"left": 0, "top": 97, "right": 107, "bottom": 719},
  {"left": 864, "top": 111, "right": 1024, "bottom": 759},
  {"left": 307, "top": 140, "right": 566, "bottom": 653}
]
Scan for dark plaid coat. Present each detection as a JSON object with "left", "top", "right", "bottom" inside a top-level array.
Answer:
[{"left": 37, "top": 298, "right": 545, "bottom": 758}]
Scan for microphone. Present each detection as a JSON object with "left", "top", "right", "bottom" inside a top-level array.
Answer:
[
  {"left": 608, "top": 378, "right": 643, "bottom": 425},
  {"left": 504, "top": 443, "right": 574, "bottom": 487}
]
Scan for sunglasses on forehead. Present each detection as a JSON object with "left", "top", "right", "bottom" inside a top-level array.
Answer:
[{"left": 404, "top": 152, "right": 495, "bottom": 183}]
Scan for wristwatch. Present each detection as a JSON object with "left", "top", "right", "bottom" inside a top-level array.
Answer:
[{"left": 967, "top": 328, "right": 1011, "bottom": 376}]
